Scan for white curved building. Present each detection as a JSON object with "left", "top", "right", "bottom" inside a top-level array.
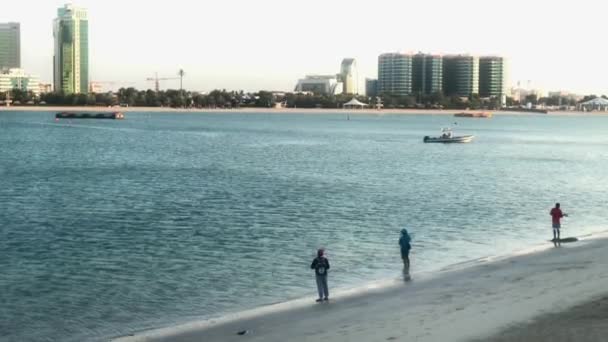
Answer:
[
  {"left": 294, "top": 75, "right": 343, "bottom": 95},
  {"left": 339, "top": 58, "right": 358, "bottom": 95}
]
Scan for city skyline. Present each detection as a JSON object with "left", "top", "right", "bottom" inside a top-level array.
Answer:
[{"left": 2, "top": 0, "right": 608, "bottom": 94}]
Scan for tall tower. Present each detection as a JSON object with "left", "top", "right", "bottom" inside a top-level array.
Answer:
[
  {"left": 53, "top": 4, "right": 89, "bottom": 94},
  {"left": 0, "top": 23, "right": 20, "bottom": 70},
  {"left": 339, "top": 58, "right": 358, "bottom": 95}
]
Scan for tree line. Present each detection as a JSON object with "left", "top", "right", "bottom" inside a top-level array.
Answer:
[{"left": 0, "top": 87, "right": 604, "bottom": 110}]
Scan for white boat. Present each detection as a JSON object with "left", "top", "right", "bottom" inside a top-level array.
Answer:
[{"left": 423, "top": 128, "right": 474, "bottom": 143}]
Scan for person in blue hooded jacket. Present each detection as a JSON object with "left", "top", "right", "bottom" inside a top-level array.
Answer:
[{"left": 399, "top": 229, "right": 412, "bottom": 269}]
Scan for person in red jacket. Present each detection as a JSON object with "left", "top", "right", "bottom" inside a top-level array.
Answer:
[{"left": 550, "top": 203, "right": 568, "bottom": 241}]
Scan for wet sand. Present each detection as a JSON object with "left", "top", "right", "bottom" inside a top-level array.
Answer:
[{"left": 113, "top": 233, "right": 608, "bottom": 342}]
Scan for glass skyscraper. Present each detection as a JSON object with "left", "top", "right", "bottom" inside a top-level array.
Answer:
[
  {"left": 378, "top": 53, "right": 413, "bottom": 96},
  {"left": 0, "top": 23, "right": 20, "bottom": 70},
  {"left": 53, "top": 4, "right": 89, "bottom": 94}
]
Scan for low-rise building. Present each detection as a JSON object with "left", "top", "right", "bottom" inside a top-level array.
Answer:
[
  {"left": 548, "top": 91, "right": 583, "bottom": 102},
  {"left": 510, "top": 87, "right": 545, "bottom": 103},
  {"left": 294, "top": 75, "right": 343, "bottom": 95},
  {"left": 0, "top": 68, "right": 40, "bottom": 96},
  {"left": 39, "top": 83, "right": 52, "bottom": 94},
  {"left": 89, "top": 82, "right": 104, "bottom": 94}
]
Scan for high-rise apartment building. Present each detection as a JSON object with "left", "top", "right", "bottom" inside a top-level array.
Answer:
[
  {"left": 0, "top": 23, "right": 20, "bottom": 70},
  {"left": 479, "top": 56, "right": 507, "bottom": 104},
  {"left": 53, "top": 4, "right": 89, "bottom": 94},
  {"left": 443, "top": 55, "right": 479, "bottom": 97},
  {"left": 412, "top": 53, "right": 442, "bottom": 96},
  {"left": 378, "top": 53, "right": 413, "bottom": 96}
]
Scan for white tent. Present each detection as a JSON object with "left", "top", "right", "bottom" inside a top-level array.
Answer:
[
  {"left": 343, "top": 98, "right": 368, "bottom": 109},
  {"left": 577, "top": 97, "right": 608, "bottom": 112}
]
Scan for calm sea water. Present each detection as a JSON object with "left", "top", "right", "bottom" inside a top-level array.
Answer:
[{"left": 1, "top": 111, "right": 607, "bottom": 341}]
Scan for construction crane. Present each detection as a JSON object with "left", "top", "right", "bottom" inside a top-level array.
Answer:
[
  {"left": 89, "top": 81, "right": 135, "bottom": 93},
  {"left": 146, "top": 72, "right": 180, "bottom": 92}
]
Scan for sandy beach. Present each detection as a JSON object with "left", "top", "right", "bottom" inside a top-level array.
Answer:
[
  {"left": 0, "top": 105, "right": 559, "bottom": 115},
  {"left": 477, "top": 295, "right": 608, "bottom": 342},
  {"left": 1, "top": 105, "right": 602, "bottom": 117},
  {"left": 113, "top": 233, "right": 608, "bottom": 342}
]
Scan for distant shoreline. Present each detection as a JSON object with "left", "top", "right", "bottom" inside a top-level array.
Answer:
[{"left": 0, "top": 105, "right": 602, "bottom": 116}]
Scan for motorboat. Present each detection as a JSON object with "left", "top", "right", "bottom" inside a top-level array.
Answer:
[{"left": 423, "top": 128, "right": 474, "bottom": 143}]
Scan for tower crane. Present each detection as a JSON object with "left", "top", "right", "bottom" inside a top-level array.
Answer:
[
  {"left": 89, "top": 81, "right": 135, "bottom": 92},
  {"left": 146, "top": 72, "right": 180, "bottom": 92}
]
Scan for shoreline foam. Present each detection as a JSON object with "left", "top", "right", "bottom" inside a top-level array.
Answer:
[{"left": 113, "top": 231, "right": 608, "bottom": 342}]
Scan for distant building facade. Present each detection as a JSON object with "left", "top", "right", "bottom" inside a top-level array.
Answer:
[
  {"left": 510, "top": 87, "right": 545, "bottom": 103},
  {"left": 89, "top": 81, "right": 104, "bottom": 93},
  {"left": 0, "top": 68, "right": 40, "bottom": 96},
  {"left": 479, "top": 56, "right": 507, "bottom": 104},
  {"left": 0, "top": 23, "right": 20, "bottom": 70},
  {"left": 365, "top": 78, "right": 378, "bottom": 97},
  {"left": 443, "top": 55, "right": 479, "bottom": 97},
  {"left": 294, "top": 75, "right": 342, "bottom": 95},
  {"left": 378, "top": 53, "right": 413, "bottom": 96},
  {"left": 412, "top": 53, "right": 442, "bottom": 96},
  {"left": 548, "top": 91, "right": 582, "bottom": 102},
  {"left": 39, "top": 83, "right": 53, "bottom": 94},
  {"left": 339, "top": 58, "right": 358, "bottom": 95},
  {"left": 54, "top": 4, "right": 89, "bottom": 94}
]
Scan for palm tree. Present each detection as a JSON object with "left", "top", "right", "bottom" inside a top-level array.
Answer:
[{"left": 178, "top": 69, "right": 185, "bottom": 93}]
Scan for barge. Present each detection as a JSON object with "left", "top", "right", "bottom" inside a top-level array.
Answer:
[{"left": 55, "top": 112, "right": 125, "bottom": 120}]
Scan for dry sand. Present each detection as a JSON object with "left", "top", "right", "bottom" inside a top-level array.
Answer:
[
  {"left": 476, "top": 295, "right": 608, "bottom": 342},
  {"left": 113, "top": 233, "right": 608, "bottom": 342}
]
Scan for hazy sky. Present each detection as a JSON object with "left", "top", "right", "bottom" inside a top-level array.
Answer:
[{"left": 2, "top": 0, "right": 607, "bottom": 94}]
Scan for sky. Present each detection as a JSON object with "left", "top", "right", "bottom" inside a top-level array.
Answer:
[{"left": 2, "top": 0, "right": 608, "bottom": 94}]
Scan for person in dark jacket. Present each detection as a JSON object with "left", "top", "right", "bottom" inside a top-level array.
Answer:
[
  {"left": 310, "top": 249, "right": 330, "bottom": 302},
  {"left": 399, "top": 229, "right": 412, "bottom": 269}
]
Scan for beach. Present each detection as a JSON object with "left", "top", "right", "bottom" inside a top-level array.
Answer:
[
  {"left": 114, "top": 234, "right": 608, "bottom": 342},
  {"left": 478, "top": 295, "right": 608, "bottom": 342},
  {"left": 0, "top": 105, "right": 565, "bottom": 115}
]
